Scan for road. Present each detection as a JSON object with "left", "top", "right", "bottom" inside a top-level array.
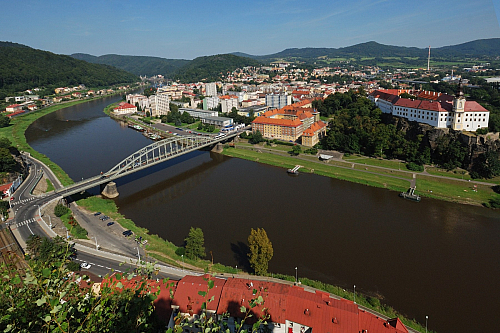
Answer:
[{"left": 7, "top": 153, "right": 190, "bottom": 280}]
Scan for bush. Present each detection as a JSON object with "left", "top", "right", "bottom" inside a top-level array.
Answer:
[
  {"left": 66, "top": 261, "right": 81, "bottom": 272},
  {"left": 175, "top": 247, "right": 185, "bottom": 256},
  {"left": 54, "top": 204, "right": 70, "bottom": 217},
  {"left": 476, "top": 128, "right": 488, "bottom": 135},
  {"left": 406, "top": 162, "right": 424, "bottom": 172},
  {"left": 304, "top": 148, "right": 318, "bottom": 155}
]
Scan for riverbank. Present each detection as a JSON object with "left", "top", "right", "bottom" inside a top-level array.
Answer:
[{"left": 222, "top": 141, "right": 499, "bottom": 207}]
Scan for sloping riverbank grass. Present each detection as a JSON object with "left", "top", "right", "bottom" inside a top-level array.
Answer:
[
  {"left": 274, "top": 274, "right": 435, "bottom": 333},
  {"left": 224, "top": 145, "right": 498, "bottom": 206},
  {"left": 222, "top": 147, "right": 411, "bottom": 193}
]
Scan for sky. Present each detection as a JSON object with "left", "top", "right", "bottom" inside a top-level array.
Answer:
[{"left": 1, "top": 0, "right": 499, "bottom": 60}]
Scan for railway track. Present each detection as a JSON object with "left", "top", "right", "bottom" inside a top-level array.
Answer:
[{"left": 0, "top": 227, "right": 28, "bottom": 272}]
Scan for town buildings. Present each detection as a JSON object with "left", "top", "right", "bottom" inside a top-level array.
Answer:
[
  {"left": 148, "top": 93, "right": 170, "bottom": 117},
  {"left": 205, "top": 82, "right": 218, "bottom": 97}
]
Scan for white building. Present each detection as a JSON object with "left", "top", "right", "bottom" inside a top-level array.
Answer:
[
  {"left": 219, "top": 95, "right": 239, "bottom": 113},
  {"left": 148, "top": 93, "right": 170, "bottom": 117},
  {"left": 179, "top": 108, "right": 219, "bottom": 119},
  {"left": 126, "top": 94, "right": 149, "bottom": 110},
  {"left": 265, "top": 93, "right": 291, "bottom": 110},
  {"left": 369, "top": 86, "right": 489, "bottom": 131},
  {"left": 205, "top": 82, "right": 217, "bottom": 97},
  {"left": 203, "top": 96, "right": 220, "bottom": 110}
]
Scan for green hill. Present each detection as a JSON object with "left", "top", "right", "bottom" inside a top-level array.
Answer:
[
  {"left": 0, "top": 43, "right": 138, "bottom": 99},
  {"left": 171, "top": 54, "right": 262, "bottom": 82},
  {"left": 71, "top": 53, "right": 189, "bottom": 77}
]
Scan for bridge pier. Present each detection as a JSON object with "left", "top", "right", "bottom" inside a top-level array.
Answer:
[
  {"left": 101, "top": 181, "right": 119, "bottom": 198},
  {"left": 211, "top": 142, "right": 224, "bottom": 153}
]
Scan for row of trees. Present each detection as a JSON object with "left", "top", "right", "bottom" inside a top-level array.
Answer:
[{"left": 178, "top": 227, "right": 274, "bottom": 275}]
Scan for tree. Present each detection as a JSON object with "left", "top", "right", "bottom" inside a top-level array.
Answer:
[
  {"left": 0, "top": 114, "right": 10, "bottom": 128},
  {"left": 0, "top": 148, "right": 16, "bottom": 172},
  {"left": 54, "top": 203, "right": 70, "bottom": 217},
  {"left": 1, "top": 236, "right": 166, "bottom": 332},
  {"left": 247, "top": 228, "right": 273, "bottom": 275},
  {"left": 249, "top": 130, "right": 264, "bottom": 144},
  {"left": 289, "top": 145, "right": 301, "bottom": 156},
  {"left": 184, "top": 227, "right": 206, "bottom": 260}
]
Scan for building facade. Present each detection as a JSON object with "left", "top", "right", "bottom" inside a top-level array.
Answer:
[
  {"left": 369, "top": 85, "right": 489, "bottom": 131},
  {"left": 148, "top": 93, "right": 170, "bottom": 117},
  {"left": 266, "top": 93, "right": 292, "bottom": 110},
  {"left": 205, "top": 82, "right": 217, "bottom": 97},
  {"left": 220, "top": 95, "right": 239, "bottom": 113}
]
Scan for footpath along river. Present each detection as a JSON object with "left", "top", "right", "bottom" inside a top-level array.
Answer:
[{"left": 25, "top": 95, "right": 500, "bottom": 333}]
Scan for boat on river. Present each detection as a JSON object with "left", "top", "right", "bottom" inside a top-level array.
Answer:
[
  {"left": 399, "top": 187, "right": 421, "bottom": 202},
  {"left": 287, "top": 165, "right": 301, "bottom": 175},
  {"left": 128, "top": 124, "right": 145, "bottom": 132}
]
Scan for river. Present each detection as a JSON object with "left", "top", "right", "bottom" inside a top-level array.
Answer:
[{"left": 25, "top": 95, "right": 500, "bottom": 333}]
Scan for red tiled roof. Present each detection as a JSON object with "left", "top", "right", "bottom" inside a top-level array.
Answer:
[
  {"left": 0, "top": 183, "right": 12, "bottom": 193},
  {"left": 303, "top": 121, "right": 327, "bottom": 136},
  {"left": 464, "top": 101, "right": 489, "bottom": 112},
  {"left": 114, "top": 102, "right": 136, "bottom": 110},
  {"left": 7, "top": 104, "right": 21, "bottom": 108},
  {"left": 252, "top": 116, "right": 302, "bottom": 128},
  {"left": 172, "top": 275, "right": 226, "bottom": 314}
]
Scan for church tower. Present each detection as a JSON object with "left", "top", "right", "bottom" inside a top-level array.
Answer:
[{"left": 452, "top": 80, "right": 466, "bottom": 130}]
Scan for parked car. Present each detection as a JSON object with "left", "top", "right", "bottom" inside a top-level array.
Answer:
[
  {"left": 102, "top": 216, "right": 110, "bottom": 221},
  {"left": 94, "top": 212, "right": 101, "bottom": 216},
  {"left": 107, "top": 221, "right": 114, "bottom": 226},
  {"left": 122, "top": 230, "right": 133, "bottom": 237}
]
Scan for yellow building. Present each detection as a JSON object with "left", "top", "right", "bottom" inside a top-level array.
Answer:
[
  {"left": 252, "top": 117, "right": 303, "bottom": 142},
  {"left": 301, "top": 121, "right": 327, "bottom": 147}
]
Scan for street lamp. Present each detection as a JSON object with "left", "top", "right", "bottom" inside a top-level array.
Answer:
[
  {"left": 48, "top": 215, "right": 52, "bottom": 229},
  {"left": 295, "top": 267, "right": 298, "bottom": 283},
  {"left": 353, "top": 285, "right": 356, "bottom": 304},
  {"left": 136, "top": 247, "right": 141, "bottom": 262},
  {"left": 181, "top": 254, "right": 184, "bottom": 271},
  {"left": 37, "top": 205, "right": 41, "bottom": 217},
  {"left": 92, "top": 237, "right": 98, "bottom": 250},
  {"left": 425, "top": 315, "right": 428, "bottom": 333}
]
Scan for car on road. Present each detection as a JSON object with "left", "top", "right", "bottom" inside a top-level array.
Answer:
[
  {"left": 94, "top": 212, "right": 101, "bottom": 216},
  {"left": 10, "top": 196, "right": 14, "bottom": 201},
  {"left": 107, "top": 221, "right": 115, "bottom": 226},
  {"left": 122, "top": 230, "right": 133, "bottom": 237},
  {"left": 80, "top": 262, "right": 91, "bottom": 269}
]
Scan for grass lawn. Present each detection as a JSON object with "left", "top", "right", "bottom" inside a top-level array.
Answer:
[
  {"left": 416, "top": 176, "right": 496, "bottom": 205},
  {"left": 343, "top": 154, "right": 408, "bottom": 170},
  {"left": 426, "top": 167, "right": 500, "bottom": 185},
  {"left": 61, "top": 213, "right": 88, "bottom": 239},
  {"left": 45, "top": 179, "right": 55, "bottom": 192},
  {"left": 223, "top": 147, "right": 410, "bottom": 192}
]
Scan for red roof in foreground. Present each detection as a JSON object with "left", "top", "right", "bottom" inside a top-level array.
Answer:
[
  {"left": 0, "top": 183, "right": 12, "bottom": 193},
  {"left": 172, "top": 275, "right": 226, "bottom": 314},
  {"left": 252, "top": 116, "right": 302, "bottom": 128},
  {"left": 465, "top": 101, "right": 489, "bottom": 112}
]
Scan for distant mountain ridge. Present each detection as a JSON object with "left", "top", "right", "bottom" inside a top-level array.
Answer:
[{"left": 232, "top": 38, "right": 500, "bottom": 60}]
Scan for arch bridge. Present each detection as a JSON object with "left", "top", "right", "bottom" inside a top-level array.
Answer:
[{"left": 54, "top": 132, "right": 238, "bottom": 198}]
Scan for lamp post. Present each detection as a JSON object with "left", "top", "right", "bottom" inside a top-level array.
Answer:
[
  {"left": 48, "top": 215, "right": 52, "bottom": 229},
  {"left": 353, "top": 285, "right": 356, "bottom": 304},
  {"left": 93, "top": 237, "right": 98, "bottom": 250},
  {"left": 181, "top": 254, "right": 184, "bottom": 271},
  {"left": 136, "top": 247, "right": 141, "bottom": 262},
  {"left": 295, "top": 267, "right": 298, "bottom": 283},
  {"left": 37, "top": 205, "right": 41, "bottom": 217},
  {"left": 425, "top": 315, "right": 428, "bottom": 333}
]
